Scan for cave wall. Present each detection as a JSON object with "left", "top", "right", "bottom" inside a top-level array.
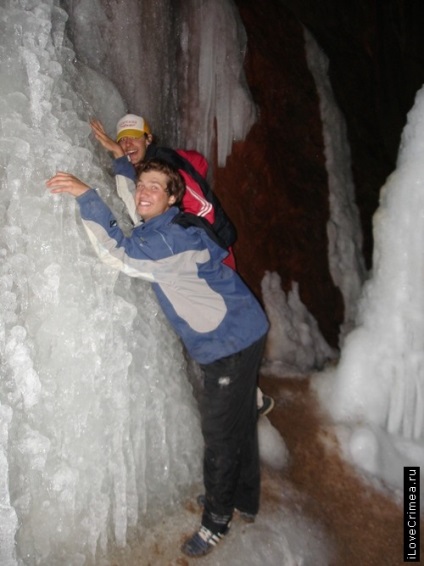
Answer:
[
  {"left": 214, "top": 0, "right": 344, "bottom": 348},
  {"left": 212, "top": 0, "right": 424, "bottom": 348}
]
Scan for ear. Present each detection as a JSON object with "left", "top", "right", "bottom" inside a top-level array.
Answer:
[
  {"left": 145, "top": 133, "right": 153, "bottom": 146},
  {"left": 168, "top": 194, "right": 176, "bottom": 205}
]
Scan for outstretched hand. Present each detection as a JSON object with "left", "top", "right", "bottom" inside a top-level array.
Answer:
[
  {"left": 46, "top": 172, "right": 90, "bottom": 197},
  {"left": 90, "top": 118, "right": 124, "bottom": 158}
]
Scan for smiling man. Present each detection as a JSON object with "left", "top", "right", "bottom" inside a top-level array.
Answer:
[
  {"left": 89, "top": 114, "right": 274, "bottom": 418},
  {"left": 90, "top": 114, "right": 152, "bottom": 166},
  {"left": 46, "top": 159, "right": 269, "bottom": 558},
  {"left": 134, "top": 166, "right": 177, "bottom": 221},
  {"left": 115, "top": 114, "right": 152, "bottom": 165}
]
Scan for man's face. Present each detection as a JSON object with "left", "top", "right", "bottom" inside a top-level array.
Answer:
[
  {"left": 135, "top": 170, "right": 175, "bottom": 221},
  {"left": 118, "top": 135, "right": 150, "bottom": 165}
]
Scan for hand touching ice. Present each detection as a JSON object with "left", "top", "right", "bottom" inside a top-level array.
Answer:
[
  {"left": 90, "top": 118, "right": 124, "bottom": 158},
  {"left": 46, "top": 172, "right": 90, "bottom": 197}
]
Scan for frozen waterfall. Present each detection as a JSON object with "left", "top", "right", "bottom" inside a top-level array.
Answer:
[{"left": 0, "top": 1, "right": 215, "bottom": 563}]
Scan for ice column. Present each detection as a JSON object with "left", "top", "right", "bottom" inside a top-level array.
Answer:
[
  {"left": 316, "top": 85, "right": 424, "bottom": 441},
  {"left": 0, "top": 1, "right": 202, "bottom": 564},
  {"left": 304, "top": 29, "right": 366, "bottom": 341}
]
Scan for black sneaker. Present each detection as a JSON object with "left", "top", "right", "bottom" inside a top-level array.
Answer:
[
  {"left": 258, "top": 394, "right": 274, "bottom": 417},
  {"left": 181, "top": 524, "right": 229, "bottom": 557}
]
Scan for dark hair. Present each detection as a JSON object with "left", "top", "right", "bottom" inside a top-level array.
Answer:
[{"left": 136, "top": 159, "right": 186, "bottom": 205}]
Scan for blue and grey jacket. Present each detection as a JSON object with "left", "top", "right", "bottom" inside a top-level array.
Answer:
[{"left": 76, "top": 189, "right": 269, "bottom": 364}]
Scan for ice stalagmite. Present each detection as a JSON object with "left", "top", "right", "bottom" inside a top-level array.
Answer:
[
  {"left": 316, "top": 85, "right": 424, "bottom": 442},
  {"left": 304, "top": 29, "right": 366, "bottom": 341}
]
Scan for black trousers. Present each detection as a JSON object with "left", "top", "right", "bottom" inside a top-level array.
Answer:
[{"left": 199, "top": 335, "right": 266, "bottom": 533}]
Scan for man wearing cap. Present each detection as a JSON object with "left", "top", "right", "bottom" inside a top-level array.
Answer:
[{"left": 90, "top": 114, "right": 229, "bottom": 261}]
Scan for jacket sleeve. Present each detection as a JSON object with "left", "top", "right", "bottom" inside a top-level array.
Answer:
[
  {"left": 112, "top": 156, "right": 137, "bottom": 180},
  {"left": 116, "top": 174, "right": 140, "bottom": 225},
  {"left": 112, "top": 156, "right": 140, "bottom": 225}
]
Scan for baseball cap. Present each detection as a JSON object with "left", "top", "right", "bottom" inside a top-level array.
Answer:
[{"left": 116, "top": 114, "right": 151, "bottom": 142}]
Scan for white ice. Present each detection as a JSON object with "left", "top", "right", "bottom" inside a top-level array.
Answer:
[
  {"left": 261, "top": 271, "right": 337, "bottom": 377},
  {"left": 312, "top": 83, "right": 424, "bottom": 499},
  {"left": 0, "top": 1, "right": 203, "bottom": 564}
]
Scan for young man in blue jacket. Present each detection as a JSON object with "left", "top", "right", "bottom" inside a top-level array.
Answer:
[
  {"left": 46, "top": 160, "right": 269, "bottom": 558},
  {"left": 90, "top": 114, "right": 274, "bottom": 417}
]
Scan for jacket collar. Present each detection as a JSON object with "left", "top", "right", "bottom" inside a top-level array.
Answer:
[{"left": 136, "top": 206, "right": 179, "bottom": 230}]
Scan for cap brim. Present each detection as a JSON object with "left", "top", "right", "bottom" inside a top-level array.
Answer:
[{"left": 116, "top": 129, "right": 145, "bottom": 142}]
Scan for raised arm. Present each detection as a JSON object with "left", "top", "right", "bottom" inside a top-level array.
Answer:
[
  {"left": 90, "top": 118, "right": 140, "bottom": 225},
  {"left": 46, "top": 172, "right": 161, "bottom": 279},
  {"left": 90, "top": 118, "right": 125, "bottom": 159}
]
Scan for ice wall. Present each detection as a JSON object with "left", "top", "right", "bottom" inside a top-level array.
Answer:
[
  {"left": 63, "top": 0, "right": 181, "bottom": 147},
  {"left": 64, "top": 0, "right": 257, "bottom": 167},
  {"left": 304, "top": 29, "right": 366, "bottom": 342},
  {"left": 315, "top": 84, "right": 424, "bottom": 443},
  {"left": 0, "top": 1, "right": 203, "bottom": 564}
]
